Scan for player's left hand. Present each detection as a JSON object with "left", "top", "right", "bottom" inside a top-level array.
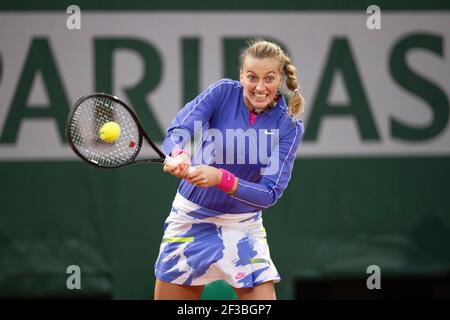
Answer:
[{"left": 186, "top": 165, "right": 221, "bottom": 187}]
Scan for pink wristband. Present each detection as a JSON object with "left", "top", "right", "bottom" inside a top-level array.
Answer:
[{"left": 217, "top": 169, "right": 235, "bottom": 193}]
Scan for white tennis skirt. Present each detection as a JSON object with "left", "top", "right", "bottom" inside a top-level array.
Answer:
[{"left": 154, "top": 193, "right": 281, "bottom": 288}]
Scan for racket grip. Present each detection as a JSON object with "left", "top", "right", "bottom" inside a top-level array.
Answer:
[{"left": 164, "top": 156, "right": 196, "bottom": 174}]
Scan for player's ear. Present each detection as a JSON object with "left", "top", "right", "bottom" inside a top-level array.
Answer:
[{"left": 239, "top": 70, "right": 243, "bottom": 86}]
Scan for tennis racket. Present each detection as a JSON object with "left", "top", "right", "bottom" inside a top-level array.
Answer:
[{"left": 66, "top": 93, "right": 193, "bottom": 171}]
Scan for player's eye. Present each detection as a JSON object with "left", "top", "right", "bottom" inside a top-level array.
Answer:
[{"left": 247, "top": 75, "right": 257, "bottom": 82}]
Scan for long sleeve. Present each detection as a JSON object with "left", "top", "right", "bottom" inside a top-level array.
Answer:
[
  {"left": 161, "top": 80, "right": 226, "bottom": 155},
  {"left": 231, "top": 119, "right": 303, "bottom": 209}
]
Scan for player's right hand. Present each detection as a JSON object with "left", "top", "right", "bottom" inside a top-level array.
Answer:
[{"left": 163, "top": 153, "right": 191, "bottom": 179}]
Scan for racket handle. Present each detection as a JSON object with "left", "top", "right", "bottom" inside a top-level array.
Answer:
[{"left": 164, "top": 156, "right": 196, "bottom": 174}]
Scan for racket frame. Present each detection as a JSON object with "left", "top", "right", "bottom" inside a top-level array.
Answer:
[{"left": 66, "top": 93, "right": 167, "bottom": 169}]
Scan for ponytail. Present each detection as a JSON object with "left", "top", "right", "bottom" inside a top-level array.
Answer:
[{"left": 282, "top": 56, "right": 305, "bottom": 118}]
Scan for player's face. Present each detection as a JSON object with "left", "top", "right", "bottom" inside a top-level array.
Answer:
[{"left": 240, "top": 56, "right": 282, "bottom": 112}]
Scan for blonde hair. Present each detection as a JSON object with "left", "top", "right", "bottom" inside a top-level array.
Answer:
[{"left": 240, "top": 40, "right": 305, "bottom": 118}]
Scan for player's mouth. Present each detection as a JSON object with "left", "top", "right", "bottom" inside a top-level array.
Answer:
[{"left": 253, "top": 92, "right": 268, "bottom": 99}]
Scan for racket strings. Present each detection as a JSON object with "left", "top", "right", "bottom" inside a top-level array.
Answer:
[{"left": 68, "top": 96, "right": 140, "bottom": 167}]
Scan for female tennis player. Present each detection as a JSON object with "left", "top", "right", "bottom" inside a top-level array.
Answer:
[{"left": 154, "top": 40, "right": 305, "bottom": 300}]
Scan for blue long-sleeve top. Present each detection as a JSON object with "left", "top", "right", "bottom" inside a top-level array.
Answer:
[{"left": 161, "top": 79, "right": 303, "bottom": 214}]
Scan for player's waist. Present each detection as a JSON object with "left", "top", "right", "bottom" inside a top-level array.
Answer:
[{"left": 173, "top": 192, "right": 261, "bottom": 220}]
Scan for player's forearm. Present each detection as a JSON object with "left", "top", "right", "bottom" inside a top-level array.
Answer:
[{"left": 230, "top": 179, "right": 278, "bottom": 209}]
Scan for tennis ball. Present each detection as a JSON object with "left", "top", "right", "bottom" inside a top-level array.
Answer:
[{"left": 99, "top": 121, "right": 121, "bottom": 143}]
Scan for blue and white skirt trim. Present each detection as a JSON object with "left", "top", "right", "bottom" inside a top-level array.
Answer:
[{"left": 154, "top": 193, "right": 281, "bottom": 288}]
